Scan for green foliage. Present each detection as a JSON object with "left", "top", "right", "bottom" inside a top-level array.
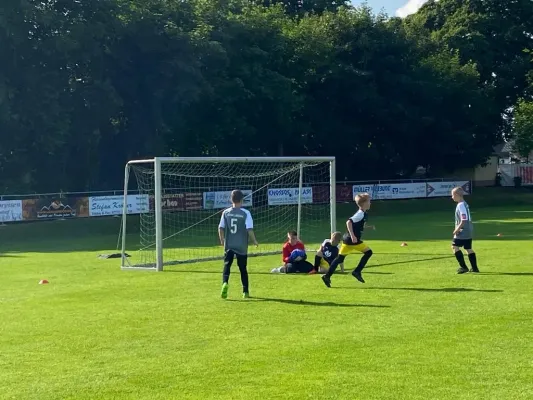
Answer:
[
  {"left": 409, "top": 0, "right": 533, "bottom": 134},
  {"left": 512, "top": 99, "right": 533, "bottom": 159},
  {"left": 0, "top": 0, "right": 530, "bottom": 193}
]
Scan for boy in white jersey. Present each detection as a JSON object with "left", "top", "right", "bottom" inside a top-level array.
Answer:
[
  {"left": 451, "top": 187, "right": 479, "bottom": 274},
  {"left": 218, "top": 190, "right": 258, "bottom": 299},
  {"left": 321, "top": 193, "right": 375, "bottom": 287}
]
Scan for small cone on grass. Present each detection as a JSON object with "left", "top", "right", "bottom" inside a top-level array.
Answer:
[
  {"left": 400, "top": 242, "right": 408, "bottom": 247},
  {"left": 497, "top": 233, "right": 502, "bottom": 237},
  {"left": 39, "top": 279, "right": 49, "bottom": 285}
]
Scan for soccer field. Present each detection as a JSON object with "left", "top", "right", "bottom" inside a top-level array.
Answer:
[{"left": 1, "top": 189, "right": 533, "bottom": 400}]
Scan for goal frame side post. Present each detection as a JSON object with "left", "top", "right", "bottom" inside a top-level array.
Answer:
[{"left": 120, "top": 156, "right": 336, "bottom": 271}]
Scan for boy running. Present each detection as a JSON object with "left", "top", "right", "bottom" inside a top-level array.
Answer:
[
  {"left": 218, "top": 190, "right": 258, "bottom": 299},
  {"left": 321, "top": 193, "right": 374, "bottom": 287},
  {"left": 309, "top": 232, "right": 344, "bottom": 274},
  {"left": 451, "top": 187, "right": 479, "bottom": 274}
]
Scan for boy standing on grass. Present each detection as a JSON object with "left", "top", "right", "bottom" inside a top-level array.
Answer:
[
  {"left": 218, "top": 190, "right": 258, "bottom": 299},
  {"left": 451, "top": 187, "right": 479, "bottom": 274},
  {"left": 321, "top": 193, "right": 375, "bottom": 288}
]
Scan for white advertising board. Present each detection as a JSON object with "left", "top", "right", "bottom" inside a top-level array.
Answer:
[
  {"left": 426, "top": 181, "right": 470, "bottom": 197},
  {"left": 89, "top": 195, "right": 150, "bottom": 216},
  {"left": 203, "top": 190, "right": 253, "bottom": 210},
  {"left": 267, "top": 187, "right": 313, "bottom": 205},
  {"left": 0, "top": 200, "right": 23, "bottom": 222},
  {"left": 352, "top": 183, "right": 427, "bottom": 200}
]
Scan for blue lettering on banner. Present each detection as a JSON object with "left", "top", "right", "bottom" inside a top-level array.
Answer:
[{"left": 268, "top": 188, "right": 312, "bottom": 196}]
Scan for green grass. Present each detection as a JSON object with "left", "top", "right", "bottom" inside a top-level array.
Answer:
[{"left": 1, "top": 188, "right": 533, "bottom": 399}]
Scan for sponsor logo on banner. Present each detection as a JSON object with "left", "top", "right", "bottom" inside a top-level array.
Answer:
[
  {"left": 267, "top": 187, "right": 313, "bottom": 205},
  {"left": 0, "top": 200, "right": 23, "bottom": 222},
  {"left": 149, "top": 193, "right": 203, "bottom": 211},
  {"left": 352, "top": 183, "right": 426, "bottom": 200},
  {"left": 22, "top": 198, "right": 89, "bottom": 220},
  {"left": 89, "top": 195, "right": 149, "bottom": 217},
  {"left": 336, "top": 185, "right": 354, "bottom": 202},
  {"left": 203, "top": 190, "right": 253, "bottom": 209},
  {"left": 426, "top": 181, "right": 470, "bottom": 197}
]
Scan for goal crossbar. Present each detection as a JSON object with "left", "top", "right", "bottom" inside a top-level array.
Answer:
[{"left": 127, "top": 156, "right": 336, "bottom": 165}]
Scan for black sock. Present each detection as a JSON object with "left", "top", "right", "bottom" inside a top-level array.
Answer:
[
  {"left": 314, "top": 255, "right": 321, "bottom": 269},
  {"left": 468, "top": 253, "right": 478, "bottom": 270},
  {"left": 354, "top": 250, "right": 373, "bottom": 273},
  {"left": 237, "top": 257, "right": 249, "bottom": 292},
  {"left": 239, "top": 267, "right": 249, "bottom": 292},
  {"left": 223, "top": 251, "right": 234, "bottom": 284},
  {"left": 223, "top": 261, "right": 232, "bottom": 284},
  {"left": 325, "top": 255, "right": 345, "bottom": 278},
  {"left": 454, "top": 251, "right": 468, "bottom": 269}
]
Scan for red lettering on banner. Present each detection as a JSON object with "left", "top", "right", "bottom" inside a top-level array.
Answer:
[
  {"left": 336, "top": 185, "right": 353, "bottom": 202},
  {"left": 521, "top": 166, "right": 533, "bottom": 184}
]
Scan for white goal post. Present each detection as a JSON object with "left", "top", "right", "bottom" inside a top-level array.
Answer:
[{"left": 120, "top": 157, "right": 336, "bottom": 271}]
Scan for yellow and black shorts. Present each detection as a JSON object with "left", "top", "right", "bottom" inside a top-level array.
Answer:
[
  {"left": 319, "top": 257, "right": 330, "bottom": 268},
  {"left": 339, "top": 242, "right": 369, "bottom": 256}
]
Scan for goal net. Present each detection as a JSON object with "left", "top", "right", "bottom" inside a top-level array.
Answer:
[{"left": 120, "top": 157, "right": 336, "bottom": 270}]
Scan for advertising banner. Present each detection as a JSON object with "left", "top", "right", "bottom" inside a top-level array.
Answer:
[
  {"left": 89, "top": 195, "right": 149, "bottom": 217},
  {"left": 352, "top": 183, "right": 427, "bottom": 200},
  {"left": 0, "top": 200, "right": 23, "bottom": 222},
  {"left": 267, "top": 187, "right": 313, "bottom": 206},
  {"left": 426, "top": 181, "right": 470, "bottom": 197},
  {"left": 337, "top": 185, "right": 354, "bottom": 202},
  {"left": 203, "top": 190, "right": 253, "bottom": 210},
  {"left": 150, "top": 192, "right": 203, "bottom": 211},
  {"left": 22, "top": 197, "right": 89, "bottom": 220}
]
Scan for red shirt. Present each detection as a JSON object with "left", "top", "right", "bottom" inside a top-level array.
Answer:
[{"left": 282, "top": 241, "right": 305, "bottom": 263}]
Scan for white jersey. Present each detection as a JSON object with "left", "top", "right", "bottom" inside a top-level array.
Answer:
[{"left": 455, "top": 201, "right": 473, "bottom": 239}]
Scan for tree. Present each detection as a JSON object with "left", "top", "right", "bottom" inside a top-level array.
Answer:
[
  {"left": 405, "top": 0, "right": 533, "bottom": 134},
  {"left": 512, "top": 99, "right": 533, "bottom": 161}
]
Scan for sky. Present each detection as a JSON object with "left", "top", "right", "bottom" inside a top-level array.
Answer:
[{"left": 352, "top": 0, "right": 428, "bottom": 18}]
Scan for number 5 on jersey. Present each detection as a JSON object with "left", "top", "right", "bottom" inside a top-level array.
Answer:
[{"left": 230, "top": 218, "right": 238, "bottom": 233}]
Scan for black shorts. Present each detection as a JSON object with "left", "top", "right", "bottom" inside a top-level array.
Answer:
[
  {"left": 224, "top": 250, "right": 248, "bottom": 268},
  {"left": 452, "top": 238, "right": 473, "bottom": 250},
  {"left": 342, "top": 233, "right": 363, "bottom": 246}
]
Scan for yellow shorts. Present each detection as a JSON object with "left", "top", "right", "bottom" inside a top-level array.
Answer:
[
  {"left": 339, "top": 242, "right": 369, "bottom": 256},
  {"left": 319, "top": 258, "right": 329, "bottom": 268}
]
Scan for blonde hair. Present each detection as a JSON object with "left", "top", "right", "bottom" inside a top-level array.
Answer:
[
  {"left": 354, "top": 192, "right": 371, "bottom": 207},
  {"left": 452, "top": 187, "right": 465, "bottom": 196},
  {"left": 331, "top": 231, "right": 342, "bottom": 242}
]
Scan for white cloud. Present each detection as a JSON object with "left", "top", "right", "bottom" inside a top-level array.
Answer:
[{"left": 395, "top": 0, "right": 428, "bottom": 18}]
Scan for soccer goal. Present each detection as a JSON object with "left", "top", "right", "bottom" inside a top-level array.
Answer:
[{"left": 120, "top": 157, "right": 336, "bottom": 271}]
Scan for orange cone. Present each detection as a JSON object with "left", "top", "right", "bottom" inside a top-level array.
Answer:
[{"left": 39, "top": 279, "right": 49, "bottom": 284}]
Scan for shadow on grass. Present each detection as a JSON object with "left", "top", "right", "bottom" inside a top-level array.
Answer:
[
  {"left": 341, "top": 287, "right": 503, "bottom": 293},
  {"left": 165, "top": 269, "right": 393, "bottom": 276},
  {"left": 235, "top": 296, "right": 390, "bottom": 308},
  {"left": 478, "top": 272, "right": 533, "bottom": 277},
  {"left": 368, "top": 255, "right": 454, "bottom": 268}
]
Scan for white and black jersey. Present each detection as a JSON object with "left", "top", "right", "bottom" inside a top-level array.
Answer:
[
  {"left": 454, "top": 201, "right": 473, "bottom": 239},
  {"left": 343, "top": 209, "right": 368, "bottom": 245},
  {"left": 218, "top": 207, "right": 253, "bottom": 255}
]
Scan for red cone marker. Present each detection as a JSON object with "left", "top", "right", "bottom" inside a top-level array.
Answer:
[{"left": 39, "top": 279, "right": 49, "bottom": 284}]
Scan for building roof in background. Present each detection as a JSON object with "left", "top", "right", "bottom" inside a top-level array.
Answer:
[{"left": 493, "top": 141, "right": 513, "bottom": 156}]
